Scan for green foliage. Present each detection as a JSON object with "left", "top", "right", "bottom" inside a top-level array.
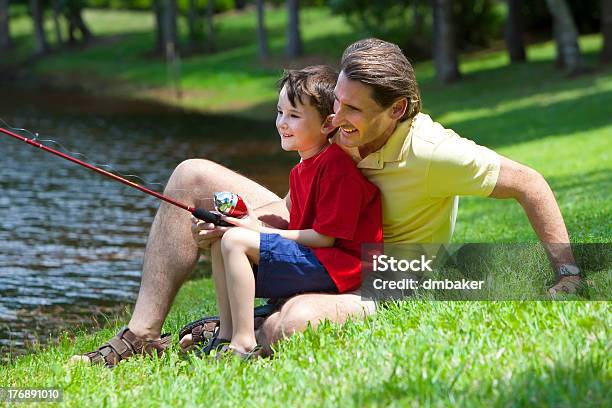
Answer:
[
  {"left": 86, "top": 0, "right": 235, "bottom": 13},
  {"left": 329, "top": 0, "right": 504, "bottom": 56}
]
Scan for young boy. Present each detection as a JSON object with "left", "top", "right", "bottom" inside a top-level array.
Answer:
[{"left": 209, "top": 65, "right": 382, "bottom": 359}]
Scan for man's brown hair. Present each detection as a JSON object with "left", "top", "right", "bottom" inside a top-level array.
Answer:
[
  {"left": 278, "top": 65, "right": 338, "bottom": 121},
  {"left": 341, "top": 38, "right": 421, "bottom": 121}
]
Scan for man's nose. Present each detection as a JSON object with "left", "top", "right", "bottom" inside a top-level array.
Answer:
[{"left": 331, "top": 109, "right": 343, "bottom": 127}]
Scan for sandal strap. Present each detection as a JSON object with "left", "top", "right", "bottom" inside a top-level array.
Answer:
[
  {"left": 82, "top": 327, "right": 171, "bottom": 367},
  {"left": 216, "top": 344, "right": 262, "bottom": 361}
]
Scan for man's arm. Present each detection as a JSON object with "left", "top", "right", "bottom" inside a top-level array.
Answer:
[{"left": 489, "top": 156, "right": 581, "bottom": 293}]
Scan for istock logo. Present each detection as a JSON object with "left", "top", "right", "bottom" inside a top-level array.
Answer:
[{"left": 372, "top": 254, "right": 435, "bottom": 272}]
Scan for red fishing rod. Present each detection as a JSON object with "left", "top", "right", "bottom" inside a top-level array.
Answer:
[{"left": 0, "top": 126, "right": 231, "bottom": 226}]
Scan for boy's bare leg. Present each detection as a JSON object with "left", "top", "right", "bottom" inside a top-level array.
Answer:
[
  {"left": 71, "top": 158, "right": 283, "bottom": 360},
  {"left": 210, "top": 241, "right": 233, "bottom": 340},
  {"left": 255, "top": 292, "right": 376, "bottom": 356},
  {"left": 220, "top": 228, "right": 261, "bottom": 352}
]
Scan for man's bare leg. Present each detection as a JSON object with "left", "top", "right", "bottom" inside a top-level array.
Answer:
[
  {"left": 255, "top": 292, "right": 376, "bottom": 356},
  {"left": 127, "top": 159, "right": 283, "bottom": 340}
]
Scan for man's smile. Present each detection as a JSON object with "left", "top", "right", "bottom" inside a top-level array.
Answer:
[{"left": 339, "top": 126, "right": 357, "bottom": 133}]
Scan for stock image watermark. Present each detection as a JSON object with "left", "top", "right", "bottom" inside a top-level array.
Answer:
[
  {"left": 361, "top": 243, "right": 611, "bottom": 301},
  {"left": 0, "top": 388, "right": 63, "bottom": 403}
]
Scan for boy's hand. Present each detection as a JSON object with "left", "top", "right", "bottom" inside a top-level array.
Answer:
[
  {"left": 190, "top": 215, "right": 230, "bottom": 249},
  {"left": 221, "top": 202, "right": 262, "bottom": 232}
]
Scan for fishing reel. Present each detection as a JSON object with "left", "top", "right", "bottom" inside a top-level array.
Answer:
[{"left": 193, "top": 192, "right": 247, "bottom": 227}]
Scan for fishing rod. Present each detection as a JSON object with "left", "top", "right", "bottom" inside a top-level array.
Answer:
[{"left": 0, "top": 126, "right": 232, "bottom": 226}]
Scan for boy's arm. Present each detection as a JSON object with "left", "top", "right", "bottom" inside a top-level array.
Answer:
[
  {"left": 252, "top": 191, "right": 290, "bottom": 230},
  {"left": 260, "top": 226, "right": 334, "bottom": 248}
]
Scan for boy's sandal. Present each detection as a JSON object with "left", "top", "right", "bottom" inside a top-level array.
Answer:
[
  {"left": 179, "top": 302, "right": 283, "bottom": 352},
  {"left": 215, "top": 344, "right": 263, "bottom": 361},
  {"left": 194, "top": 336, "right": 230, "bottom": 358},
  {"left": 75, "top": 327, "right": 172, "bottom": 368}
]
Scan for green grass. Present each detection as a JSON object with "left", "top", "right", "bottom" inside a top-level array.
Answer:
[{"left": 2, "top": 7, "right": 611, "bottom": 408}]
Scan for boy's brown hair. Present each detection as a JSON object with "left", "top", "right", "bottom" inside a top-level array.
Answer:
[
  {"left": 341, "top": 38, "right": 421, "bottom": 122},
  {"left": 278, "top": 65, "right": 338, "bottom": 121}
]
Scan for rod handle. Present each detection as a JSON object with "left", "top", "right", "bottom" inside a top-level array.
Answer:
[{"left": 192, "top": 208, "right": 233, "bottom": 227}]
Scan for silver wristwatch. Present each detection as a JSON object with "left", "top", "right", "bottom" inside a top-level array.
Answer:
[{"left": 558, "top": 264, "right": 581, "bottom": 277}]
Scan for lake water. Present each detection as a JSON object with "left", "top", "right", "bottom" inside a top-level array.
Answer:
[{"left": 0, "top": 86, "right": 291, "bottom": 358}]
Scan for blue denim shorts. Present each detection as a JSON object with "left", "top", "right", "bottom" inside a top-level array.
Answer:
[{"left": 255, "top": 233, "right": 338, "bottom": 299}]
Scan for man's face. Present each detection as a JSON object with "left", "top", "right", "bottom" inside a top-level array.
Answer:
[{"left": 331, "top": 71, "right": 398, "bottom": 151}]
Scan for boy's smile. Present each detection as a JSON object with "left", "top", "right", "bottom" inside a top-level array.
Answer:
[{"left": 276, "top": 85, "right": 329, "bottom": 160}]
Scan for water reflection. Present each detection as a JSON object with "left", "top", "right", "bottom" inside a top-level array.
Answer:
[{"left": 0, "top": 87, "right": 291, "bottom": 358}]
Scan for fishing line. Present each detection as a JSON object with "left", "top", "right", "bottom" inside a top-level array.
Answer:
[
  {"left": 0, "top": 118, "right": 212, "bottom": 202},
  {"left": 0, "top": 120, "right": 228, "bottom": 225}
]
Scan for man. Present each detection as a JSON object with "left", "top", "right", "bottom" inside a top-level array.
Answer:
[{"left": 73, "top": 39, "right": 582, "bottom": 367}]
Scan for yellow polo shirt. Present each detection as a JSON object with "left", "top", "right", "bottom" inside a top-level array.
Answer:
[{"left": 356, "top": 113, "right": 500, "bottom": 243}]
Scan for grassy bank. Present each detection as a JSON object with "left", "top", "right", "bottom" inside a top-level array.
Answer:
[{"left": 2, "top": 7, "right": 611, "bottom": 408}]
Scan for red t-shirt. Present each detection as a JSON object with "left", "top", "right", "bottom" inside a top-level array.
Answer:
[{"left": 288, "top": 143, "right": 383, "bottom": 292}]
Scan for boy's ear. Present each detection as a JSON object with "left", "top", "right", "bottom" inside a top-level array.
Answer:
[
  {"left": 389, "top": 98, "right": 408, "bottom": 120},
  {"left": 321, "top": 114, "right": 337, "bottom": 136}
]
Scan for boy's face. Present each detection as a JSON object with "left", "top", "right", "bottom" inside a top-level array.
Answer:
[{"left": 276, "top": 85, "right": 327, "bottom": 158}]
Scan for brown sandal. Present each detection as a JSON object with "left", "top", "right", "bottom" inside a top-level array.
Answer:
[
  {"left": 78, "top": 327, "right": 172, "bottom": 368},
  {"left": 178, "top": 301, "right": 285, "bottom": 353},
  {"left": 215, "top": 344, "right": 263, "bottom": 361}
]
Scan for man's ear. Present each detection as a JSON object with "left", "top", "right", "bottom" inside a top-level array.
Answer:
[
  {"left": 389, "top": 98, "right": 408, "bottom": 120},
  {"left": 321, "top": 114, "right": 338, "bottom": 136}
]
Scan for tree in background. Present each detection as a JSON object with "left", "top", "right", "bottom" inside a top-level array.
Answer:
[
  {"left": 153, "top": 0, "right": 164, "bottom": 53},
  {"left": 545, "top": 0, "right": 585, "bottom": 75},
  {"left": 431, "top": 0, "right": 460, "bottom": 83},
  {"left": 256, "top": 0, "right": 269, "bottom": 59},
  {"left": 65, "top": 0, "right": 92, "bottom": 44},
  {"left": 162, "top": 0, "right": 178, "bottom": 56},
  {"left": 188, "top": 0, "right": 199, "bottom": 49},
  {"left": 602, "top": 0, "right": 612, "bottom": 63},
  {"left": 505, "top": 0, "right": 526, "bottom": 62},
  {"left": 51, "top": 0, "right": 64, "bottom": 46},
  {"left": 286, "top": 0, "right": 303, "bottom": 57},
  {"left": 206, "top": 0, "right": 215, "bottom": 53},
  {"left": 30, "top": 0, "right": 49, "bottom": 54},
  {"left": 0, "top": 0, "right": 10, "bottom": 50}
]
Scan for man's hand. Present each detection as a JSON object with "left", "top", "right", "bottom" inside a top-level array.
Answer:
[
  {"left": 190, "top": 215, "right": 231, "bottom": 249},
  {"left": 549, "top": 275, "right": 583, "bottom": 296}
]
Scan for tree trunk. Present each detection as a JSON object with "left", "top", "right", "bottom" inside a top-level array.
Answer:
[
  {"left": 188, "top": 0, "right": 198, "bottom": 49},
  {"left": 152, "top": 0, "right": 163, "bottom": 53},
  {"left": 431, "top": 0, "right": 460, "bottom": 83},
  {"left": 545, "top": 0, "right": 585, "bottom": 75},
  {"left": 412, "top": 1, "right": 425, "bottom": 35},
  {"left": 51, "top": 0, "right": 63, "bottom": 46},
  {"left": 162, "top": 0, "right": 178, "bottom": 57},
  {"left": 256, "top": 0, "right": 269, "bottom": 59},
  {"left": 163, "top": 0, "right": 180, "bottom": 98},
  {"left": 602, "top": 0, "right": 612, "bottom": 63},
  {"left": 65, "top": 0, "right": 92, "bottom": 44},
  {"left": 206, "top": 0, "right": 215, "bottom": 53},
  {"left": 286, "top": 0, "right": 303, "bottom": 57},
  {"left": 30, "top": 0, "right": 49, "bottom": 54},
  {"left": 505, "top": 0, "right": 526, "bottom": 62},
  {"left": 235, "top": 0, "right": 246, "bottom": 10},
  {"left": 0, "top": 0, "right": 11, "bottom": 50}
]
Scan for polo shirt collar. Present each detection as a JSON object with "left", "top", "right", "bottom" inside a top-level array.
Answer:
[{"left": 357, "top": 119, "right": 413, "bottom": 170}]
